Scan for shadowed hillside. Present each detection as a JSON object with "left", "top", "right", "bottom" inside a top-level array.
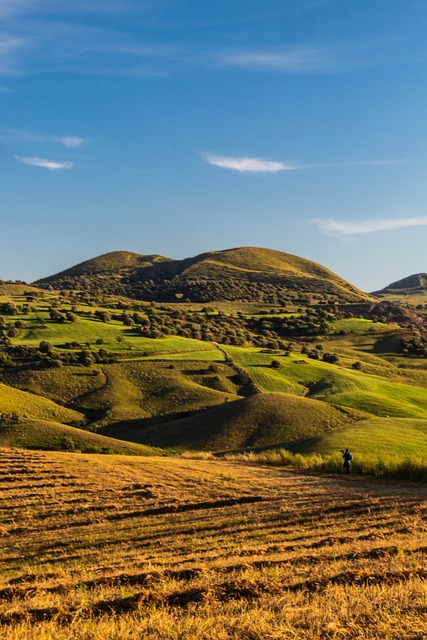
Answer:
[{"left": 112, "top": 392, "right": 363, "bottom": 451}]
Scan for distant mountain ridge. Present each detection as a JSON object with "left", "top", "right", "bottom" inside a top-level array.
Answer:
[{"left": 35, "top": 246, "right": 373, "bottom": 304}]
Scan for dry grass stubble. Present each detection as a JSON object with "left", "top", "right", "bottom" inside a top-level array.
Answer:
[{"left": 1, "top": 448, "right": 427, "bottom": 638}]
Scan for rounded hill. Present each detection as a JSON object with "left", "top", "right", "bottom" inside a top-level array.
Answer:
[
  {"left": 35, "top": 246, "right": 372, "bottom": 304},
  {"left": 115, "top": 392, "right": 362, "bottom": 451},
  {"left": 36, "top": 251, "right": 171, "bottom": 281}
]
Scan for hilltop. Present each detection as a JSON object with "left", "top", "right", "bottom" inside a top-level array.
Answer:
[
  {"left": 35, "top": 246, "right": 373, "bottom": 304},
  {"left": 374, "top": 273, "right": 427, "bottom": 304}
]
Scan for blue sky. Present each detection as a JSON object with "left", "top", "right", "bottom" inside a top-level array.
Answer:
[{"left": 0, "top": 0, "right": 426, "bottom": 291}]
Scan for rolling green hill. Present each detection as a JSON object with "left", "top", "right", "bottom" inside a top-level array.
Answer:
[
  {"left": 0, "top": 418, "right": 160, "bottom": 454},
  {"left": 35, "top": 246, "right": 374, "bottom": 304},
  {"left": 113, "top": 392, "right": 363, "bottom": 451},
  {"left": 1, "top": 252, "right": 426, "bottom": 460},
  {"left": 286, "top": 416, "right": 427, "bottom": 459},
  {"left": 1, "top": 360, "right": 242, "bottom": 429},
  {"left": 0, "top": 382, "right": 84, "bottom": 424},
  {"left": 36, "top": 250, "right": 171, "bottom": 279},
  {"left": 223, "top": 346, "right": 427, "bottom": 419}
]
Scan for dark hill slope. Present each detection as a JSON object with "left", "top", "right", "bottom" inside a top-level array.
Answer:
[
  {"left": 35, "top": 246, "right": 372, "bottom": 304},
  {"left": 112, "top": 392, "right": 362, "bottom": 451},
  {"left": 374, "top": 273, "right": 427, "bottom": 296}
]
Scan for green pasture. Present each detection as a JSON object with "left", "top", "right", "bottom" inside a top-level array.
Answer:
[
  {"left": 0, "top": 382, "right": 84, "bottom": 424},
  {"left": 287, "top": 417, "right": 427, "bottom": 459},
  {"left": 0, "top": 418, "right": 160, "bottom": 455},
  {"left": 140, "top": 349, "right": 224, "bottom": 361},
  {"left": 330, "top": 318, "right": 389, "bottom": 333},
  {"left": 0, "top": 365, "right": 105, "bottom": 404},
  {"left": 224, "top": 346, "right": 427, "bottom": 419},
  {"left": 67, "top": 360, "right": 240, "bottom": 429},
  {"left": 9, "top": 314, "right": 217, "bottom": 356}
]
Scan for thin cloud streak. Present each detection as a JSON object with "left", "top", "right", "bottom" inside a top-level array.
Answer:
[
  {"left": 314, "top": 216, "right": 427, "bottom": 236},
  {"left": 204, "top": 153, "right": 297, "bottom": 173},
  {"left": 218, "top": 47, "right": 338, "bottom": 73},
  {"left": 204, "top": 153, "right": 409, "bottom": 174},
  {"left": 15, "top": 156, "right": 74, "bottom": 170},
  {"left": 0, "top": 128, "right": 84, "bottom": 147}
]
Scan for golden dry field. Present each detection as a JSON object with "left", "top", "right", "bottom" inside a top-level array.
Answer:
[{"left": 1, "top": 448, "right": 427, "bottom": 639}]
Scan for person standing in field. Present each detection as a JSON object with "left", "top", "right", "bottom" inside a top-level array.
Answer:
[{"left": 341, "top": 448, "right": 352, "bottom": 474}]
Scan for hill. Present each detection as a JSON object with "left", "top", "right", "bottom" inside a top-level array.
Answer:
[
  {"left": 35, "top": 246, "right": 373, "bottom": 304},
  {"left": 110, "top": 392, "right": 363, "bottom": 451},
  {"left": 36, "top": 250, "right": 171, "bottom": 280},
  {"left": 0, "top": 382, "right": 84, "bottom": 424},
  {"left": 0, "top": 418, "right": 159, "bottom": 454},
  {"left": 286, "top": 416, "right": 427, "bottom": 459},
  {"left": 374, "top": 273, "right": 427, "bottom": 304}
]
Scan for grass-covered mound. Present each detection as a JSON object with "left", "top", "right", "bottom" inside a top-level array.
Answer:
[
  {"left": 0, "top": 418, "right": 160, "bottom": 454},
  {"left": 286, "top": 416, "right": 427, "bottom": 459},
  {"left": 0, "top": 382, "right": 84, "bottom": 424},
  {"left": 116, "top": 392, "right": 363, "bottom": 451}
]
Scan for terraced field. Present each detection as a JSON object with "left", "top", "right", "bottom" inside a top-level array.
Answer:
[{"left": 1, "top": 448, "right": 427, "bottom": 638}]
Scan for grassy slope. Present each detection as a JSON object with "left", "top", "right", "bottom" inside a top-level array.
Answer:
[
  {"left": 35, "top": 250, "right": 171, "bottom": 281},
  {"left": 0, "top": 419, "right": 159, "bottom": 454},
  {"left": 0, "top": 365, "right": 106, "bottom": 404},
  {"left": 70, "top": 361, "right": 240, "bottom": 427},
  {"left": 12, "top": 314, "right": 218, "bottom": 356},
  {"left": 116, "top": 392, "right": 362, "bottom": 451},
  {"left": 288, "top": 417, "right": 427, "bottom": 459},
  {"left": 0, "top": 382, "right": 84, "bottom": 424},
  {"left": 224, "top": 346, "right": 427, "bottom": 419}
]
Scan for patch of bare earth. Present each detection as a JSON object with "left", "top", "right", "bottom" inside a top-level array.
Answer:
[{"left": 1, "top": 447, "right": 427, "bottom": 638}]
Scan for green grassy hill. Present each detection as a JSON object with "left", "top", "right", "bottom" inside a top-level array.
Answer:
[
  {"left": 114, "top": 392, "right": 363, "bottom": 451},
  {"left": 0, "top": 382, "right": 84, "bottom": 424},
  {"left": 36, "top": 250, "right": 171, "bottom": 280},
  {"left": 1, "top": 360, "right": 241, "bottom": 429},
  {"left": 224, "top": 346, "right": 427, "bottom": 419},
  {"left": 287, "top": 416, "right": 427, "bottom": 459},
  {"left": 0, "top": 418, "right": 160, "bottom": 454},
  {"left": 1, "top": 269, "right": 426, "bottom": 459}
]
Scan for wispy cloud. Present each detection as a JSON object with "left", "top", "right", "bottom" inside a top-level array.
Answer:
[
  {"left": 203, "top": 153, "right": 297, "bottom": 174},
  {"left": 203, "top": 153, "right": 409, "bottom": 174},
  {"left": 217, "top": 46, "right": 339, "bottom": 73},
  {"left": 215, "top": 37, "right": 417, "bottom": 74},
  {"left": 314, "top": 216, "right": 427, "bottom": 236},
  {"left": 15, "top": 156, "right": 74, "bottom": 170},
  {"left": 0, "top": 128, "right": 84, "bottom": 147},
  {"left": 0, "top": 33, "right": 26, "bottom": 75}
]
